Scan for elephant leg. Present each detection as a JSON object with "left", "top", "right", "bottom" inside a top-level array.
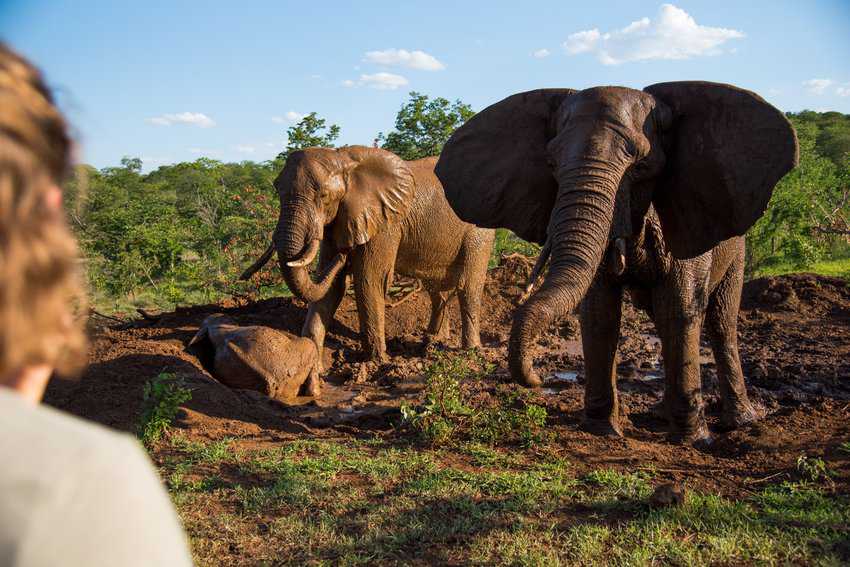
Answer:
[
  {"left": 706, "top": 257, "right": 759, "bottom": 430},
  {"left": 426, "top": 291, "right": 451, "bottom": 342},
  {"left": 352, "top": 241, "right": 397, "bottom": 362},
  {"left": 654, "top": 312, "right": 710, "bottom": 446},
  {"left": 457, "top": 228, "right": 493, "bottom": 349},
  {"left": 300, "top": 244, "right": 348, "bottom": 396},
  {"left": 580, "top": 275, "right": 624, "bottom": 437},
  {"left": 458, "top": 285, "right": 483, "bottom": 349}
]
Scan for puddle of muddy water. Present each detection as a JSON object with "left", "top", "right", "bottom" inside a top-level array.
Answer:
[{"left": 542, "top": 371, "right": 580, "bottom": 394}]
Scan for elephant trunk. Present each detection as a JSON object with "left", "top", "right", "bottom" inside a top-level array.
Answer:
[
  {"left": 509, "top": 160, "right": 623, "bottom": 386},
  {"left": 276, "top": 199, "right": 346, "bottom": 303}
]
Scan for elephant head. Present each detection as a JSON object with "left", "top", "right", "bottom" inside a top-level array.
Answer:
[
  {"left": 242, "top": 146, "right": 414, "bottom": 303},
  {"left": 434, "top": 82, "right": 798, "bottom": 387}
]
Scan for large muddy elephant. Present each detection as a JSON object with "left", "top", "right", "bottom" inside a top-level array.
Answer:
[
  {"left": 435, "top": 83, "right": 798, "bottom": 445},
  {"left": 242, "top": 146, "right": 494, "bottom": 391}
]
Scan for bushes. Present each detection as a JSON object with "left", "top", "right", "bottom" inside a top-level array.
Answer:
[
  {"left": 401, "top": 350, "right": 548, "bottom": 446},
  {"left": 137, "top": 373, "right": 192, "bottom": 446}
]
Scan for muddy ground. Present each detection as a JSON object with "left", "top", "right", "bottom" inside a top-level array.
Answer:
[{"left": 46, "top": 259, "right": 850, "bottom": 496}]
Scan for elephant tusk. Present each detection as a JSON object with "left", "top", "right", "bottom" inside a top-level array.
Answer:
[
  {"left": 287, "top": 239, "right": 320, "bottom": 267},
  {"left": 524, "top": 238, "right": 552, "bottom": 295},
  {"left": 611, "top": 238, "right": 627, "bottom": 276}
]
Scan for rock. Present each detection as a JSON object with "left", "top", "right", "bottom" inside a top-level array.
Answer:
[
  {"left": 649, "top": 482, "right": 686, "bottom": 508},
  {"left": 189, "top": 314, "right": 317, "bottom": 401}
]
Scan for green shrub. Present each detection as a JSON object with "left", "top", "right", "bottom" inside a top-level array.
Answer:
[
  {"left": 401, "top": 351, "right": 547, "bottom": 446},
  {"left": 137, "top": 373, "right": 192, "bottom": 446}
]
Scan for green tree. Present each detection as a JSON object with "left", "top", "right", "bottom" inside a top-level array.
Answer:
[
  {"left": 747, "top": 116, "right": 849, "bottom": 273},
  {"left": 276, "top": 112, "right": 340, "bottom": 161},
  {"left": 378, "top": 92, "right": 475, "bottom": 160}
]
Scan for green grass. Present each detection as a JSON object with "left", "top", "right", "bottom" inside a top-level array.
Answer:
[
  {"left": 136, "top": 373, "right": 192, "bottom": 446},
  {"left": 161, "top": 437, "right": 850, "bottom": 566},
  {"left": 755, "top": 257, "right": 850, "bottom": 279}
]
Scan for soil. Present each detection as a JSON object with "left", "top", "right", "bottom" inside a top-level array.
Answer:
[{"left": 46, "top": 260, "right": 850, "bottom": 495}]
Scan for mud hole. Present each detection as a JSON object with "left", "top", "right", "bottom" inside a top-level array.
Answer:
[{"left": 46, "top": 262, "right": 850, "bottom": 496}]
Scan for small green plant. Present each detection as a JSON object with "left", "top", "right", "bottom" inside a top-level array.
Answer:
[
  {"left": 137, "top": 373, "right": 192, "bottom": 446},
  {"left": 472, "top": 390, "right": 549, "bottom": 446},
  {"left": 795, "top": 454, "right": 833, "bottom": 485},
  {"left": 838, "top": 441, "right": 850, "bottom": 455},
  {"left": 401, "top": 350, "right": 547, "bottom": 446}
]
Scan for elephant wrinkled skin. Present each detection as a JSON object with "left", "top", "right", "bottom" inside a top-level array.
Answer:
[
  {"left": 435, "top": 82, "right": 798, "bottom": 445},
  {"left": 242, "top": 146, "right": 494, "bottom": 392}
]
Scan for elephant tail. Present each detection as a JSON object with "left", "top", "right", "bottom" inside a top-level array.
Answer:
[{"left": 239, "top": 241, "right": 275, "bottom": 281}]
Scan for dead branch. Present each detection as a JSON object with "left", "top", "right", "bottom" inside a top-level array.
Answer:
[
  {"left": 136, "top": 308, "right": 161, "bottom": 321},
  {"left": 90, "top": 309, "right": 124, "bottom": 323}
]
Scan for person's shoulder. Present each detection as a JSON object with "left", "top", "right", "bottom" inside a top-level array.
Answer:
[
  {"left": 0, "top": 388, "right": 138, "bottom": 467},
  {"left": 0, "top": 389, "right": 194, "bottom": 567}
]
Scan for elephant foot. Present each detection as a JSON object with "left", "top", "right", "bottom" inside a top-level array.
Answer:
[
  {"left": 304, "top": 367, "right": 323, "bottom": 398},
  {"left": 424, "top": 332, "right": 450, "bottom": 348},
  {"left": 362, "top": 347, "right": 388, "bottom": 364},
  {"left": 668, "top": 422, "right": 712, "bottom": 449},
  {"left": 718, "top": 401, "right": 762, "bottom": 431},
  {"left": 581, "top": 417, "right": 623, "bottom": 438},
  {"left": 519, "top": 369, "right": 542, "bottom": 388}
]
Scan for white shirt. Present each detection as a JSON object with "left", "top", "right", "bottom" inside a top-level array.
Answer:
[{"left": 0, "top": 388, "right": 193, "bottom": 566}]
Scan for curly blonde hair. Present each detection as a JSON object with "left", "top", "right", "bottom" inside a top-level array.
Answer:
[{"left": 0, "top": 44, "right": 87, "bottom": 377}]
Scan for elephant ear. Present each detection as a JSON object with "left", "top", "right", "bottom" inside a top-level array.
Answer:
[
  {"left": 333, "top": 146, "right": 415, "bottom": 248},
  {"left": 435, "top": 89, "right": 576, "bottom": 245},
  {"left": 644, "top": 81, "right": 799, "bottom": 259}
]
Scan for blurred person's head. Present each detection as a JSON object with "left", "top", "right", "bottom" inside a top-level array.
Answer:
[{"left": 0, "top": 43, "right": 87, "bottom": 402}]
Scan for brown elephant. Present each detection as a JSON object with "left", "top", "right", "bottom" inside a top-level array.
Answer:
[
  {"left": 189, "top": 314, "right": 317, "bottom": 400},
  {"left": 242, "top": 145, "right": 494, "bottom": 389},
  {"left": 435, "top": 83, "right": 798, "bottom": 445}
]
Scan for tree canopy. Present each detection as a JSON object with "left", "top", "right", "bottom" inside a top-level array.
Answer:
[
  {"left": 378, "top": 92, "right": 475, "bottom": 160},
  {"left": 276, "top": 112, "right": 340, "bottom": 162}
]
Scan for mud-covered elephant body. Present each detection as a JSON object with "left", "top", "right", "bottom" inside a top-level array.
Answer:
[
  {"left": 243, "top": 146, "right": 494, "bottom": 390},
  {"left": 190, "top": 314, "right": 317, "bottom": 400},
  {"left": 435, "top": 83, "right": 798, "bottom": 445}
]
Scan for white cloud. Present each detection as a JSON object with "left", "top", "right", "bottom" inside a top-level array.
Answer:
[
  {"left": 532, "top": 48, "right": 551, "bottom": 59},
  {"left": 146, "top": 112, "right": 216, "bottom": 128},
  {"left": 564, "top": 30, "right": 601, "bottom": 55},
  {"left": 363, "top": 48, "right": 445, "bottom": 71},
  {"left": 234, "top": 145, "right": 255, "bottom": 154},
  {"left": 343, "top": 72, "right": 409, "bottom": 90},
  {"left": 803, "top": 78, "right": 834, "bottom": 95},
  {"left": 836, "top": 85, "right": 850, "bottom": 97},
  {"left": 272, "top": 111, "right": 305, "bottom": 124},
  {"left": 563, "top": 4, "right": 744, "bottom": 65}
]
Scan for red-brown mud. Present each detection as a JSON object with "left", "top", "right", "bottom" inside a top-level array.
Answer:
[{"left": 45, "top": 261, "right": 850, "bottom": 495}]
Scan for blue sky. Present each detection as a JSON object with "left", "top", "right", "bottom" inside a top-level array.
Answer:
[{"left": 2, "top": 0, "right": 849, "bottom": 170}]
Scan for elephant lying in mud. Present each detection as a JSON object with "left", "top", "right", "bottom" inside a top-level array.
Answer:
[
  {"left": 241, "top": 146, "right": 494, "bottom": 385},
  {"left": 190, "top": 314, "right": 318, "bottom": 398},
  {"left": 435, "top": 82, "right": 799, "bottom": 445}
]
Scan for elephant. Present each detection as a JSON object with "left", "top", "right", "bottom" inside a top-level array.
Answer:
[
  {"left": 241, "top": 145, "right": 494, "bottom": 391},
  {"left": 434, "top": 82, "right": 798, "bottom": 445},
  {"left": 189, "top": 314, "right": 317, "bottom": 400}
]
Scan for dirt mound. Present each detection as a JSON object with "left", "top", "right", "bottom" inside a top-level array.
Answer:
[
  {"left": 742, "top": 273, "right": 850, "bottom": 315},
  {"left": 44, "top": 270, "right": 850, "bottom": 494}
]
